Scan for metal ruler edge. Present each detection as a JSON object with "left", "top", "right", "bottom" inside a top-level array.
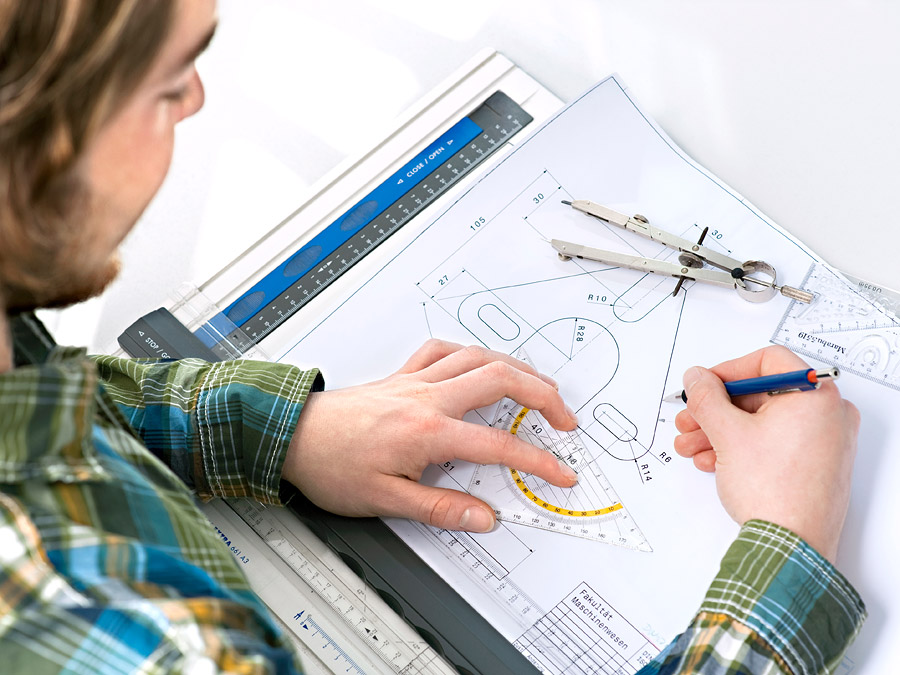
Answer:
[
  {"left": 202, "top": 498, "right": 457, "bottom": 675},
  {"left": 117, "top": 89, "right": 534, "bottom": 361}
]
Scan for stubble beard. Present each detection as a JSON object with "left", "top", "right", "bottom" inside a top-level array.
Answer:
[
  {"left": 39, "top": 252, "right": 122, "bottom": 310},
  {"left": 2, "top": 179, "right": 125, "bottom": 313},
  {"left": 3, "top": 250, "right": 122, "bottom": 312}
]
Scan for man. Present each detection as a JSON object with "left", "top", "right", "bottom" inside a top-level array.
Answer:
[{"left": 0, "top": 1, "right": 865, "bottom": 673}]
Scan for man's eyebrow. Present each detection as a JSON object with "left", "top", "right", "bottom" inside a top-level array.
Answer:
[{"left": 170, "top": 22, "right": 218, "bottom": 75}]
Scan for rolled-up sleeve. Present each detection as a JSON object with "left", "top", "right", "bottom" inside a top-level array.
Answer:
[
  {"left": 639, "top": 520, "right": 866, "bottom": 674},
  {"left": 94, "top": 355, "right": 322, "bottom": 503}
]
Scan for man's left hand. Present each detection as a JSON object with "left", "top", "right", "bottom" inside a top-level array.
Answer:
[{"left": 282, "top": 339, "right": 579, "bottom": 533}]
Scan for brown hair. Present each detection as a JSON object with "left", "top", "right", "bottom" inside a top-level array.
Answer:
[{"left": 0, "top": 0, "right": 174, "bottom": 306}]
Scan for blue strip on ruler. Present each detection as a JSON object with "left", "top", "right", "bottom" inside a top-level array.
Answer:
[
  {"left": 221, "top": 116, "right": 483, "bottom": 329},
  {"left": 203, "top": 312, "right": 240, "bottom": 345}
]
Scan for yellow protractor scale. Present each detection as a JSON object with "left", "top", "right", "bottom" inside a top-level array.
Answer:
[
  {"left": 468, "top": 351, "right": 651, "bottom": 549},
  {"left": 508, "top": 407, "right": 624, "bottom": 518}
]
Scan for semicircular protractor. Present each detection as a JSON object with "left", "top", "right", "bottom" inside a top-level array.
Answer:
[{"left": 469, "top": 397, "right": 651, "bottom": 551}]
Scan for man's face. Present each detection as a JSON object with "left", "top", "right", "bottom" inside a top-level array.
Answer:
[{"left": 37, "top": 0, "right": 218, "bottom": 309}]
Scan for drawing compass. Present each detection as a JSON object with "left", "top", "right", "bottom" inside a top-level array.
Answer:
[{"left": 552, "top": 199, "right": 814, "bottom": 304}]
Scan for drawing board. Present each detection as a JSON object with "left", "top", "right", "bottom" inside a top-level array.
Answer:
[{"left": 269, "top": 76, "right": 895, "bottom": 674}]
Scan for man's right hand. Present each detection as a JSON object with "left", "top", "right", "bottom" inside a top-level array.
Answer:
[{"left": 673, "top": 345, "right": 860, "bottom": 563}]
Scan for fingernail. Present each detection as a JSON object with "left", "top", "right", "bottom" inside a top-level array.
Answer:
[
  {"left": 565, "top": 404, "right": 578, "bottom": 424},
  {"left": 683, "top": 367, "right": 703, "bottom": 395},
  {"left": 558, "top": 459, "right": 578, "bottom": 484},
  {"left": 459, "top": 506, "right": 495, "bottom": 533},
  {"left": 540, "top": 373, "right": 559, "bottom": 389}
]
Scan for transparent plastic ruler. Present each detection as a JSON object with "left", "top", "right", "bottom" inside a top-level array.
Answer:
[
  {"left": 467, "top": 351, "right": 651, "bottom": 551},
  {"left": 427, "top": 525, "right": 544, "bottom": 622},
  {"left": 772, "top": 262, "right": 900, "bottom": 391},
  {"left": 202, "top": 499, "right": 455, "bottom": 675}
]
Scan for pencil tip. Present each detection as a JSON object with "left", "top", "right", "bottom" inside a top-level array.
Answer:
[
  {"left": 662, "top": 390, "right": 686, "bottom": 404},
  {"left": 561, "top": 200, "right": 573, "bottom": 206}
]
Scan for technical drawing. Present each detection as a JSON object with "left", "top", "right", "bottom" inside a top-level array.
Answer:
[
  {"left": 284, "top": 75, "right": 851, "bottom": 673},
  {"left": 419, "top": 170, "right": 687, "bottom": 488},
  {"left": 514, "top": 582, "right": 658, "bottom": 674}
]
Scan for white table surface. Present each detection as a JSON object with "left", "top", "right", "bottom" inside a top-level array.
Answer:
[{"left": 43, "top": 3, "right": 898, "bottom": 671}]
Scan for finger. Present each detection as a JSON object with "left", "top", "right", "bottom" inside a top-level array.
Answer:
[
  {"left": 378, "top": 479, "right": 498, "bottom": 533},
  {"left": 674, "top": 409, "right": 700, "bottom": 434},
  {"left": 439, "top": 418, "right": 579, "bottom": 488},
  {"left": 435, "top": 360, "right": 574, "bottom": 430},
  {"left": 417, "top": 344, "right": 559, "bottom": 389},
  {"left": 682, "top": 366, "right": 750, "bottom": 440},
  {"left": 692, "top": 449, "right": 717, "bottom": 473},
  {"left": 842, "top": 399, "right": 861, "bottom": 435},
  {"left": 720, "top": 390, "right": 773, "bottom": 415},
  {"left": 395, "top": 338, "right": 466, "bottom": 374},
  {"left": 707, "top": 346, "right": 817, "bottom": 414},
  {"left": 673, "top": 428, "right": 713, "bottom": 458}
]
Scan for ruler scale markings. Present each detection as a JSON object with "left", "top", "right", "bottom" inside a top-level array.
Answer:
[
  {"left": 117, "top": 93, "right": 533, "bottom": 361},
  {"left": 115, "top": 92, "right": 542, "bottom": 672},
  {"left": 240, "top": 133, "right": 504, "bottom": 344},
  {"left": 467, "top": 350, "right": 652, "bottom": 551},
  {"left": 216, "top": 92, "right": 533, "bottom": 351},
  {"left": 224, "top": 499, "right": 456, "bottom": 675},
  {"left": 202, "top": 500, "right": 384, "bottom": 674},
  {"left": 426, "top": 526, "right": 544, "bottom": 625},
  {"left": 773, "top": 262, "right": 900, "bottom": 390}
]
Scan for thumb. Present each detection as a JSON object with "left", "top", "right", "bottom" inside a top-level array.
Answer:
[
  {"left": 391, "top": 481, "right": 497, "bottom": 533},
  {"left": 683, "top": 366, "right": 742, "bottom": 436}
]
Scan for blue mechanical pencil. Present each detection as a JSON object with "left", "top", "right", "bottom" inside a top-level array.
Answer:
[{"left": 664, "top": 367, "right": 840, "bottom": 404}]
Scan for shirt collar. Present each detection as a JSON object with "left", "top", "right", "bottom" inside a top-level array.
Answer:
[
  {"left": 0, "top": 312, "right": 109, "bottom": 483},
  {"left": 10, "top": 312, "right": 58, "bottom": 367}
]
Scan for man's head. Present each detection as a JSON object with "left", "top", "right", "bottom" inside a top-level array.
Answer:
[{"left": 0, "top": 0, "right": 216, "bottom": 311}]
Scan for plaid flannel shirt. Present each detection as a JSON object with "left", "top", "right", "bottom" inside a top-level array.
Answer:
[
  {"left": 0, "top": 313, "right": 864, "bottom": 673},
  {"left": 639, "top": 520, "right": 866, "bottom": 675},
  {"left": 0, "top": 313, "right": 320, "bottom": 673}
]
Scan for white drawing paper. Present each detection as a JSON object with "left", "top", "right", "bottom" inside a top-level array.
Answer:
[{"left": 273, "top": 76, "right": 898, "bottom": 674}]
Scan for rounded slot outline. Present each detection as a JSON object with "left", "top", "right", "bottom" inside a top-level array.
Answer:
[
  {"left": 476, "top": 302, "right": 521, "bottom": 341},
  {"left": 592, "top": 402, "right": 638, "bottom": 443}
]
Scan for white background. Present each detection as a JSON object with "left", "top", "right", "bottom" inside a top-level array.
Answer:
[{"left": 46, "top": 0, "right": 900, "bottom": 352}]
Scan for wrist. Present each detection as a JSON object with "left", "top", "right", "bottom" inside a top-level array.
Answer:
[
  {"left": 736, "top": 491, "right": 849, "bottom": 564},
  {"left": 282, "top": 390, "right": 329, "bottom": 491},
  {"left": 751, "top": 516, "right": 841, "bottom": 564}
]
